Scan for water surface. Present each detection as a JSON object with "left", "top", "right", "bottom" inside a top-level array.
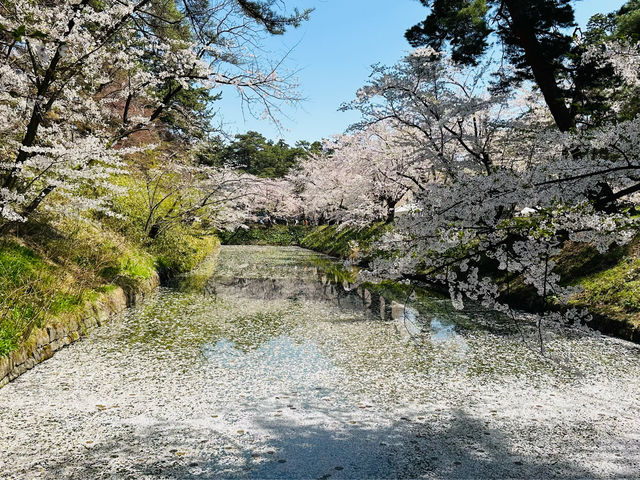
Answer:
[{"left": 0, "top": 246, "right": 639, "bottom": 479}]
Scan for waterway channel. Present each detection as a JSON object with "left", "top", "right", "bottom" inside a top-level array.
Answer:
[{"left": 0, "top": 246, "right": 639, "bottom": 479}]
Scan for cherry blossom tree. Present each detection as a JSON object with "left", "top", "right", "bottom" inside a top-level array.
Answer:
[
  {"left": 0, "top": 0, "right": 309, "bottom": 227},
  {"left": 236, "top": 176, "right": 303, "bottom": 225},
  {"left": 337, "top": 47, "right": 640, "bottom": 340},
  {"left": 293, "top": 122, "right": 427, "bottom": 226},
  {"left": 131, "top": 151, "right": 255, "bottom": 237}
]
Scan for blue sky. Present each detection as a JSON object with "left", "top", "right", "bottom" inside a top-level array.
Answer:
[{"left": 217, "top": 0, "right": 628, "bottom": 144}]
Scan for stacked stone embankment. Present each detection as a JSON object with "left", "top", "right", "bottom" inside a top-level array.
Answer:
[{"left": 0, "top": 273, "right": 159, "bottom": 388}]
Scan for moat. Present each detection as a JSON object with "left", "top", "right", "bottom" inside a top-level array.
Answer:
[{"left": 0, "top": 246, "right": 638, "bottom": 479}]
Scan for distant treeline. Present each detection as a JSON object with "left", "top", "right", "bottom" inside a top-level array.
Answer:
[{"left": 198, "top": 131, "right": 323, "bottom": 178}]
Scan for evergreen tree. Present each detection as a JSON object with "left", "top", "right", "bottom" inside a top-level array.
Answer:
[
  {"left": 205, "top": 132, "right": 320, "bottom": 178},
  {"left": 405, "top": 0, "right": 578, "bottom": 131}
]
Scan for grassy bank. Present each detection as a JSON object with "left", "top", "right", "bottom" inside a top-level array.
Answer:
[
  {"left": 299, "top": 223, "right": 389, "bottom": 259},
  {"left": 562, "top": 241, "right": 640, "bottom": 341},
  {"left": 499, "top": 238, "right": 640, "bottom": 341},
  {"left": 0, "top": 172, "right": 220, "bottom": 358},
  {"left": 0, "top": 222, "right": 218, "bottom": 358},
  {"left": 219, "top": 225, "right": 313, "bottom": 247}
]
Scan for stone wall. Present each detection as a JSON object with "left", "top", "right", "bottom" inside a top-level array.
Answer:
[{"left": 0, "top": 273, "right": 160, "bottom": 388}]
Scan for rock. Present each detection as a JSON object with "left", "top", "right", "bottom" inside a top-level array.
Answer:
[
  {"left": 391, "top": 301, "right": 405, "bottom": 321},
  {"left": 35, "top": 329, "right": 49, "bottom": 348},
  {"left": 47, "top": 326, "right": 57, "bottom": 343},
  {"left": 0, "top": 356, "right": 10, "bottom": 378},
  {"left": 42, "top": 345, "right": 54, "bottom": 361},
  {"left": 13, "top": 347, "right": 28, "bottom": 366},
  {"left": 68, "top": 319, "right": 80, "bottom": 333},
  {"left": 55, "top": 324, "right": 66, "bottom": 340}
]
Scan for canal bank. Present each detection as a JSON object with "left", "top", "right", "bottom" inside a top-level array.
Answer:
[{"left": 0, "top": 271, "right": 160, "bottom": 388}]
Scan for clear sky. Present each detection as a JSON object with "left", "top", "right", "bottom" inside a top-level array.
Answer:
[{"left": 216, "top": 0, "right": 628, "bottom": 144}]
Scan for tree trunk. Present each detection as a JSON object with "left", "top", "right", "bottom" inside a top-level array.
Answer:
[{"left": 503, "top": 0, "right": 576, "bottom": 132}]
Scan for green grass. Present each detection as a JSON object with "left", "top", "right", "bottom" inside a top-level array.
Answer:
[
  {"left": 0, "top": 237, "right": 128, "bottom": 356},
  {"left": 98, "top": 248, "right": 155, "bottom": 284},
  {"left": 571, "top": 256, "right": 640, "bottom": 329},
  {"left": 0, "top": 241, "right": 67, "bottom": 356},
  {"left": 0, "top": 242, "right": 48, "bottom": 284},
  {"left": 537, "top": 238, "right": 640, "bottom": 334},
  {"left": 299, "top": 223, "right": 389, "bottom": 259},
  {"left": 152, "top": 231, "right": 219, "bottom": 278},
  {"left": 0, "top": 216, "right": 219, "bottom": 357}
]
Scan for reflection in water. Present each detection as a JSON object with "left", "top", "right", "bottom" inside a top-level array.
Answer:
[
  {"left": 430, "top": 318, "right": 460, "bottom": 343},
  {"left": 203, "top": 336, "right": 335, "bottom": 389},
  {"left": 206, "top": 246, "right": 468, "bottom": 343},
  {"left": 202, "top": 338, "right": 241, "bottom": 365}
]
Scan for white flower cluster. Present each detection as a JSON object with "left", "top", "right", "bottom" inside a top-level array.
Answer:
[
  {"left": 287, "top": 48, "right": 640, "bottom": 330},
  {"left": 0, "top": 0, "right": 302, "bottom": 224}
]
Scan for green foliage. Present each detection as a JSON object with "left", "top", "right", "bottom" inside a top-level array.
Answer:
[
  {"left": 0, "top": 240, "right": 80, "bottom": 356},
  {"left": 579, "top": 0, "right": 640, "bottom": 122},
  {"left": 0, "top": 166, "right": 221, "bottom": 357},
  {"left": 236, "top": 0, "right": 313, "bottom": 35},
  {"left": 405, "top": 0, "right": 626, "bottom": 131},
  {"left": 106, "top": 169, "right": 220, "bottom": 277},
  {"left": 0, "top": 323, "right": 19, "bottom": 357},
  {"left": 132, "top": 0, "right": 216, "bottom": 141},
  {"left": 489, "top": 237, "right": 640, "bottom": 335},
  {"left": 0, "top": 242, "right": 47, "bottom": 285},
  {"left": 152, "top": 230, "right": 219, "bottom": 278},
  {"left": 299, "top": 223, "right": 389, "bottom": 259},
  {"left": 40, "top": 219, "right": 155, "bottom": 288},
  {"left": 406, "top": 0, "right": 575, "bottom": 83},
  {"left": 201, "top": 131, "right": 322, "bottom": 178},
  {"left": 406, "top": 0, "right": 491, "bottom": 65},
  {"left": 554, "top": 242, "right": 627, "bottom": 284},
  {"left": 159, "top": 84, "right": 220, "bottom": 140},
  {"left": 558, "top": 239, "right": 640, "bottom": 329},
  {"left": 576, "top": 258, "right": 640, "bottom": 322},
  {"left": 614, "top": 0, "right": 640, "bottom": 40}
]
